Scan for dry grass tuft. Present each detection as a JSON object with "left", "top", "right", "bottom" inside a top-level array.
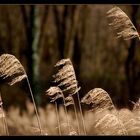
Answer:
[
  {"left": 118, "top": 108, "right": 140, "bottom": 135},
  {"left": 93, "top": 112, "right": 127, "bottom": 135},
  {"left": 107, "top": 6, "right": 140, "bottom": 40}
]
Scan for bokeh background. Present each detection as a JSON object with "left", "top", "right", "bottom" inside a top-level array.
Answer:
[{"left": 0, "top": 4, "right": 140, "bottom": 111}]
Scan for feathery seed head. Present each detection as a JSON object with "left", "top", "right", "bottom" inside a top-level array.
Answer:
[
  {"left": 55, "top": 58, "right": 72, "bottom": 67},
  {"left": 46, "top": 86, "right": 63, "bottom": 102},
  {"left": 53, "top": 58, "right": 80, "bottom": 96},
  {"left": 64, "top": 96, "right": 74, "bottom": 107},
  {"left": 81, "top": 88, "right": 115, "bottom": 111},
  {"left": 107, "top": 6, "right": 140, "bottom": 40},
  {"left": 0, "top": 54, "right": 27, "bottom": 85}
]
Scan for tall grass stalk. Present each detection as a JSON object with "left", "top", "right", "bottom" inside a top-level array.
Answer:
[
  {"left": 26, "top": 77, "right": 43, "bottom": 135},
  {"left": 76, "top": 92, "right": 87, "bottom": 135},
  {"left": 62, "top": 95, "right": 71, "bottom": 134},
  {"left": 0, "top": 91, "right": 9, "bottom": 136},
  {"left": 55, "top": 102, "right": 61, "bottom": 135},
  {"left": 72, "top": 97, "right": 81, "bottom": 135}
]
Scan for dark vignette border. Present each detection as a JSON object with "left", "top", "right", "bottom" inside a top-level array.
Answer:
[{"left": 0, "top": 0, "right": 140, "bottom": 4}]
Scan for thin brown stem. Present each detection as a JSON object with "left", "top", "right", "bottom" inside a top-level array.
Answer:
[
  {"left": 26, "top": 77, "right": 43, "bottom": 135},
  {"left": 62, "top": 96, "right": 71, "bottom": 134},
  {"left": 55, "top": 102, "right": 61, "bottom": 135},
  {"left": 0, "top": 90, "right": 9, "bottom": 136},
  {"left": 2, "top": 107, "right": 9, "bottom": 135},
  {"left": 77, "top": 92, "right": 87, "bottom": 135},
  {"left": 72, "top": 97, "right": 80, "bottom": 135}
]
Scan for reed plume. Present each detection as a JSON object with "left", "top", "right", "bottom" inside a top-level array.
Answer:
[
  {"left": 0, "top": 53, "right": 42, "bottom": 135},
  {"left": 0, "top": 54, "right": 26, "bottom": 85},
  {"left": 46, "top": 86, "right": 63, "bottom": 103},
  {"left": 107, "top": 6, "right": 140, "bottom": 40},
  {"left": 64, "top": 96, "right": 74, "bottom": 107},
  {"left": 53, "top": 59, "right": 81, "bottom": 96},
  {"left": 53, "top": 58, "right": 86, "bottom": 135},
  {"left": 81, "top": 88, "right": 115, "bottom": 111}
]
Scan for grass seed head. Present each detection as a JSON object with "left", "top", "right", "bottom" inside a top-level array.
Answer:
[
  {"left": 46, "top": 86, "right": 63, "bottom": 102},
  {"left": 107, "top": 6, "right": 140, "bottom": 40},
  {"left": 81, "top": 88, "right": 115, "bottom": 111},
  {"left": 0, "top": 54, "right": 27, "bottom": 85}
]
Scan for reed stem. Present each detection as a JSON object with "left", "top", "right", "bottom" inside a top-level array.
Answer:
[
  {"left": 63, "top": 96, "right": 71, "bottom": 134},
  {"left": 26, "top": 77, "right": 42, "bottom": 135},
  {"left": 77, "top": 92, "right": 87, "bottom": 135},
  {"left": 72, "top": 97, "right": 81, "bottom": 135},
  {"left": 0, "top": 90, "right": 9, "bottom": 135},
  {"left": 55, "top": 102, "right": 61, "bottom": 135}
]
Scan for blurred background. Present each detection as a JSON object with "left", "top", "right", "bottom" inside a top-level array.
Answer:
[{"left": 0, "top": 4, "right": 140, "bottom": 111}]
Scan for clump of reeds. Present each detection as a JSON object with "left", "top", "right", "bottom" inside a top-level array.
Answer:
[
  {"left": 46, "top": 86, "right": 63, "bottom": 135},
  {"left": 53, "top": 58, "right": 86, "bottom": 135},
  {"left": 107, "top": 6, "right": 140, "bottom": 40},
  {"left": 46, "top": 86, "right": 76, "bottom": 135},
  {"left": 64, "top": 96, "right": 80, "bottom": 135},
  {"left": 0, "top": 54, "right": 43, "bottom": 135}
]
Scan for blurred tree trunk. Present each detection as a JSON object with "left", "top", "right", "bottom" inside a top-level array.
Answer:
[
  {"left": 21, "top": 5, "right": 49, "bottom": 106},
  {"left": 64, "top": 6, "right": 81, "bottom": 59},
  {"left": 53, "top": 5, "right": 68, "bottom": 59},
  {"left": 125, "top": 5, "right": 139, "bottom": 108},
  {"left": 53, "top": 5, "right": 82, "bottom": 60}
]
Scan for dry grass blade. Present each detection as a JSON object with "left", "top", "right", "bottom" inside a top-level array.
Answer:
[
  {"left": 81, "top": 88, "right": 115, "bottom": 111},
  {"left": 133, "top": 99, "right": 140, "bottom": 111},
  {"left": 107, "top": 6, "right": 140, "bottom": 40},
  {"left": 0, "top": 54, "right": 27, "bottom": 85}
]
